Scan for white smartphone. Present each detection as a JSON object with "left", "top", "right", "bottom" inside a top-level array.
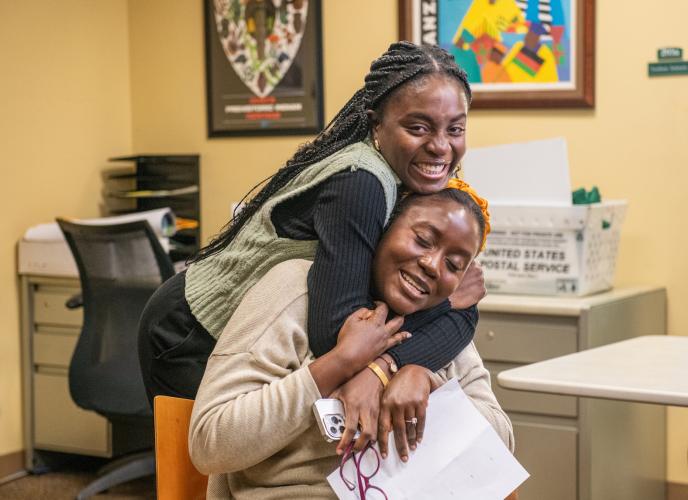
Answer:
[{"left": 313, "top": 398, "right": 360, "bottom": 442}]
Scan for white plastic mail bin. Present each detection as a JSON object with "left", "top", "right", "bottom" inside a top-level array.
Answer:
[{"left": 478, "top": 200, "right": 627, "bottom": 296}]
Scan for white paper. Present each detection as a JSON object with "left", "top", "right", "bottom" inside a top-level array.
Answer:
[
  {"left": 328, "top": 379, "right": 529, "bottom": 499},
  {"left": 462, "top": 137, "right": 572, "bottom": 207}
]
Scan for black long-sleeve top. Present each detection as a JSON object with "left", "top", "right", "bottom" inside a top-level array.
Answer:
[{"left": 271, "top": 169, "right": 478, "bottom": 371}]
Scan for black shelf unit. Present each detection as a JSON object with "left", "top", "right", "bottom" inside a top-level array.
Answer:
[{"left": 105, "top": 155, "right": 200, "bottom": 263}]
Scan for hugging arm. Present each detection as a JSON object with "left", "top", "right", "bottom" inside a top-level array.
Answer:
[
  {"left": 306, "top": 170, "right": 386, "bottom": 357},
  {"left": 307, "top": 170, "right": 480, "bottom": 369},
  {"left": 388, "top": 305, "right": 479, "bottom": 371}
]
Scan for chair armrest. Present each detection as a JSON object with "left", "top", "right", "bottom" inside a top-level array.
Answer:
[{"left": 65, "top": 293, "right": 83, "bottom": 309}]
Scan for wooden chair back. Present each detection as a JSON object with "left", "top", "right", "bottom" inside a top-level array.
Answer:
[{"left": 154, "top": 396, "right": 208, "bottom": 500}]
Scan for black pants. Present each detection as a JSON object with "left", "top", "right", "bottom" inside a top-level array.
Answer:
[{"left": 137, "top": 270, "right": 216, "bottom": 406}]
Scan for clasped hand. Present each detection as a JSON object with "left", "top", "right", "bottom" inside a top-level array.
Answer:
[
  {"left": 332, "top": 364, "right": 436, "bottom": 463},
  {"left": 328, "top": 303, "right": 439, "bottom": 463}
]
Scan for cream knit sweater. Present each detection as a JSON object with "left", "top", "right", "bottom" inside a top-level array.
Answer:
[{"left": 189, "top": 259, "right": 514, "bottom": 500}]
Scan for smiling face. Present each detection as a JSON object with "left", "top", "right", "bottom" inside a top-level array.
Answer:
[
  {"left": 373, "top": 195, "right": 482, "bottom": 316},
  {"left": 370, "top": 74, "right": 468, "bottom": 194}
]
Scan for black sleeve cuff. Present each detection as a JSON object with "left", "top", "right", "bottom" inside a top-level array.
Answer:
[{"left": 387, "top": 305, "right": 479, "bottom": 372}]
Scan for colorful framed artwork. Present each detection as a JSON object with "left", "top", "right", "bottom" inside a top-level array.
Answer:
[
  {"left": 205, "top": 0, "right": 324, "bottom": 136},
  {"left": 398, "top": 0, "right": 594, "bottom": 108}
]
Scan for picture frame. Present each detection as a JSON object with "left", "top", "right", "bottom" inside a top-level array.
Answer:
[
  {"left": 204, "top": 0, "right": 324, "bottom": 137},
  {"left": 398, "top": 0, "right": 594, "bottom": 108}
]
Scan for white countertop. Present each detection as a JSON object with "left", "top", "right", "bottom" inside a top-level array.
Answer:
[
  {"left": 479, "top": 286, "right": 664, "bottom": 316},
  {"left": 497, "top": 335, "right": 688, "bottom": 407}
]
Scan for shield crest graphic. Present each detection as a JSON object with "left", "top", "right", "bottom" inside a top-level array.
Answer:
[{"left": 212, "top": 0, "right": 309, "bottom": 98}]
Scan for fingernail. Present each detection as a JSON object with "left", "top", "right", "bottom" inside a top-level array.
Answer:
[
  {"left": 336, "top": 449, "right": 342, "bottom": 455},
  {"left": 381, "top": 452, "right": 387, "bottom": 459},
  {"left": 417, "top": 438, "right": 422, "bottom": 444},
  {"left": 401, "top": 455, "right": 408, "bottom": 462},
  {"left": 410, "top": 444, "right": 416, "bottom": 450}
]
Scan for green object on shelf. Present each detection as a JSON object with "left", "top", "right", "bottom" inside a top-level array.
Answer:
[{"left": 572, "top": 186, "right": 601, "bottom": 204}]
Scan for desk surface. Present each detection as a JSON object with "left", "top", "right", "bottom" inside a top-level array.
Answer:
[
  {"left": 497, "top": 335, "right": 688, "bottom": 406},
  {"left": 478, "top": 285, "right": 664, "bottom": 316}
]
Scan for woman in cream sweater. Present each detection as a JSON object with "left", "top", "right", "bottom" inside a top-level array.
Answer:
[{"left": 189, "top": 187, "right": 512, "bottom": 499}]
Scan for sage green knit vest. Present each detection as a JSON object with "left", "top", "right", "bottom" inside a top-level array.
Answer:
[{"left": 185, "top": 140, "right": 399, "bottom": 339}]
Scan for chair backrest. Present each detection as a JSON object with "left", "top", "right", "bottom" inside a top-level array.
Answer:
[
  {"left": 154, "top": 396, "right": 208, "bottom": 500},
  {"left": 57, "top": 218, "right": 175, "bottom": 418}
]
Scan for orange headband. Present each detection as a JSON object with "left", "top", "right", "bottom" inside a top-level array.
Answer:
[{"left": 446, "top": 178, "right": 491, "bottom": 251}]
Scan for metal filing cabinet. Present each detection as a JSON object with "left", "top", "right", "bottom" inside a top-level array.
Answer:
[
  {"left": 476, "top": 286, "right": 667, "bottom": 500},
  {"left": 20, "top": 275, "right": 112, "bottom": 470}
]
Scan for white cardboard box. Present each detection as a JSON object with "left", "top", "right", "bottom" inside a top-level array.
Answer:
[
  {"left": 477, "top": 201, "right": 627, "bottom": 296},
  {"left": 464, "top": 138, "right": 627, "bottom": 296}
]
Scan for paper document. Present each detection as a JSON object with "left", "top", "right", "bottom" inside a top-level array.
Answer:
[
  {"left": 327, "top": 378, "right": 528, "bottom": 499},
  {"left": 462, "top": 137, "right": 572, "bottom": 206}
]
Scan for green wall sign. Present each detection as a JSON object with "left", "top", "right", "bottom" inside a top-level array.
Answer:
[
  {"left": 649, "top": 47, "right": 687, "bottom": 77},
  {"left": 657, "top": 47, "right": 682, "bottom": 61}
]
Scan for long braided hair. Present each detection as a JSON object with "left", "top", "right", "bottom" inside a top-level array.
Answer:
[{"left": 192, "top": 41, "right": 472, "bottom": 262}]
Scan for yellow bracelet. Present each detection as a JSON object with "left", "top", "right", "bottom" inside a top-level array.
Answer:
[{"left": 367, "top": 362, "right": 389, "bottom": 388}]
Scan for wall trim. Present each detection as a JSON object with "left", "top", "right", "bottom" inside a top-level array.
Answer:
[
  {"left": 667, "top": 481, "right": 688, "bottom": 500},
  {"left": 0, "top": 450, "right": 25, "bottom": 483}
]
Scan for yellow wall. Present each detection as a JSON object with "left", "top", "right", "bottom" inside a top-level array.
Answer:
[
  {"left": 127, "top": 0, "right": 688, "bottom": 483},
  {"left": 0, "top": 1, "right": 132, "bottom": 454},
  {"left": 1, "top": 0, "right": 686, "bottom": 485}
]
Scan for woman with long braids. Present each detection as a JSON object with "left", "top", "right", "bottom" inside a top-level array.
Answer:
[{"left": 138, "top": 41, "right": 484, "bottom": 452}]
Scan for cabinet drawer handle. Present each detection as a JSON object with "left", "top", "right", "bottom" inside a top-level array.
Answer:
[{"left": 487, "top": 330, "right": 496, "bottom": 340}]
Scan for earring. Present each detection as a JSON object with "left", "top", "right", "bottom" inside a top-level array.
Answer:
[
  {"left": 451, "top": 161, "right": 463, "bottom": 176},
  {"left": 373, "top": 137, "right": 381, "bottom": 152}
]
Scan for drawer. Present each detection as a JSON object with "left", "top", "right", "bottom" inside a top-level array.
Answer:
[
  {"left": 487, "top": 362, "right": 577, "bottom": 418},
  {"left": 33, "top": 290, "right": 83, "bottom": 327},
  {"left": 512, "top": 420, "right": 578, "bottom": 500},
  {"left": 34, "top": 327, "right": 79, "bottom": 368},
  {"left": 33, "top": 371, "right": 110, "bottom": 456},
  {"left": 475, "top": 313, "right": 577, "bottom": 363}
]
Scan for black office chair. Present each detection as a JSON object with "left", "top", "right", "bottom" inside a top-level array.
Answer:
[{"left": 57, "top": 218, "right": 175, "bottom": 499}]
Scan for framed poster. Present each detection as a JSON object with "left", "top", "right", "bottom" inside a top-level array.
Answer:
[
  {"left": 398, "top": 0, "right": 594, "bottom": 108},
  {"left": 205, "top": 0, "right": 324, "bottom": 136}
]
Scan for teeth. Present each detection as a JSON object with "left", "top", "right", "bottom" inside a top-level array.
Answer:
[
  {"left": 401, "top": 271, "right": 427, "bottom": 294},
  {"left": 416, "top": 163, "right": 445, "bottom": 175}
]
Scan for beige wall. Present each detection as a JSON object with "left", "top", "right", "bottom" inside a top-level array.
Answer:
[
  {"left": 1, "top": 0, "right": 686, "bottom": 485},
  {"left": 0, "top": 1, "right": 132, "bottom": 454}
]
